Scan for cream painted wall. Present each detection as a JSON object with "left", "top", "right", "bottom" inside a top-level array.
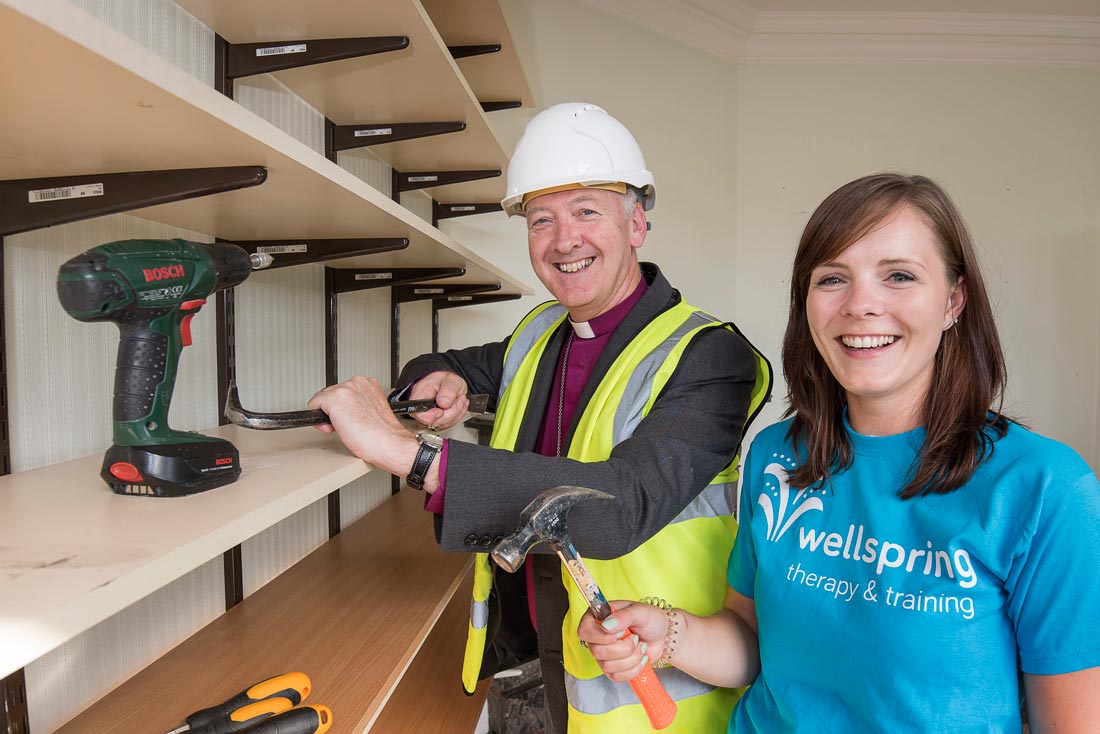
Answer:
[
  {"left": 442, "top": 2, "right": 1100, "bottom": 472},
  {"left": 734, "top": 65, "right": 1100, "bottom": 469}
]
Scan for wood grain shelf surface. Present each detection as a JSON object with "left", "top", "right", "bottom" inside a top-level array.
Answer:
[
  {"left": 0, "top": 0, "right": 531, "bottom": 294},
  {"left": 368, "top": 570, "right": 491, "bottom": 734},
  {"left": 54, "top": 488, "right": 473, "bottom": 734},
  {"left": 0, "top": 424, "right": 374, "bottom": 680},
  {"left": 174, "top": 0, "right": 513, "bottom": 204}
]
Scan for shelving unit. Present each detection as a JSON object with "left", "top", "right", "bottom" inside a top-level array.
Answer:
[
  {"left": 174, "top": 0, "right": 514, "bottom": 205},
  {"left": 0, "top": 0, "right": 531, "bottom": 729},
  {"left": 51, "top": 488, "right": 482, "bottom": 734},
  {"left": 0, "top": 0, "right": 532, "bottom": 290}
]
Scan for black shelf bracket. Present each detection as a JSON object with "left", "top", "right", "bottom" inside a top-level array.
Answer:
[
  {"left": 222, "top": 36, "right": 409, "bottom": 81},
  {"left": 0, "top": 166, "right": 267, "bottom": 238},
  {"left": 231, "top": 238, "right": 409, "bottom": 269},
  {"left": 394, "top": 282, "right": 500, "bottom": 304},
  {"left": 223, "top": 546, "right": 244, "bottom": 610},
  {"left": 432, "top": 201, "right": 501, "bottom": 225},
  {"left": 1, "top": 667, "right": 28, "bottom": 734},
  {"left": 323, "top": 268, "right": 342, "bottom": 537},
  {"left": 431, "top": 292, "right": 521, "bottom": 352},
  {"left": 327, "top": 122, "right": 467, "bottom": 156},
  {"left": 481, "top": 101, "right": 523, "bottom": 113},
  {"left": 448, "top": 44, "right": 502, "bottom": 59},
  {"left": 394, "top": 169, "right": 501, "bottom": 193},
  {"left": 434, "top": 292, "right": 522, "bottom": 310},
  {"left": 332, "top": 266, "right": 466, "bottom": 295}
]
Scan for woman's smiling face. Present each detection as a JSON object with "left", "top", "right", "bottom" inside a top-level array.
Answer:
[{"left": 806, "top": 205, "right": 965, "bottom": 433}]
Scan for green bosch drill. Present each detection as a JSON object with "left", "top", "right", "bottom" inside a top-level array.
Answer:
[{"left": 56, "top": 238, "right": 272, "bottom": 497}]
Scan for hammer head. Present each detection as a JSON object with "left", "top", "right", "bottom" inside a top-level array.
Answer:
[{"left": 490, "top": 485, "right": 614, "bottom": 572}]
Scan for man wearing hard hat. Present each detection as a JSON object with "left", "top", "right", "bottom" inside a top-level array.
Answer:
[{"left": 309, "top": 103, "right": 771, "bottom": 733}]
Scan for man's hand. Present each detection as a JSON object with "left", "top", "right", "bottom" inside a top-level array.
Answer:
[
  {"left": 406, "top": 370, "right": 471, "bottom": 431},
  {"left": 307, "top": 376, "right": 419, "bottom": 474}
]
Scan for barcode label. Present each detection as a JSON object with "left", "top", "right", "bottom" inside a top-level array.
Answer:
[
  {"left": 448, "top": 296, "right": 474, "bottom": 301},
  {"left": 450, "top": 206, "right": 476, "bottom": 212},
  {"left": 257, "top": 244, "right": 308, "bottom": 254},
  {"left": 356, "top": 273, "right": 392, "bottom": 281},
  {"left": 28, "top": 183, "right": 104, "bottom": 203},
  {"left": 256, "top": 44, "right": 307, "bottom": 57},
  {"left": 414, "top": 288, "right": 444, "bottom": 294},
  {"left": 408, "top": 175, "right": 438, "bottom": 183},
  {"left": 355, "top": 128, "right": 393, "bottom": 137}
]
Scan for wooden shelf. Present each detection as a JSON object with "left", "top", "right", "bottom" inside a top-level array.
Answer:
[
  {"left": 0, "top": 0, "right": 532, "bottom": 295},
  {"left": 368, "top": 570, "right": 491, "bottom": 733},
  {"left": 422, "top": 0, "right": 534, "bottom": 110},
  {"left": 53, "top": 489, "right": 474, "bottom": 734},
  {"left": 0, "top": 424, "right": 375, "bottom": 680},
  {"left": 175, "top": 0, "right": 514, "bottom": 204}
]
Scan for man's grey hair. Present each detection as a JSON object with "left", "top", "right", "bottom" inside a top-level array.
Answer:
[{"left": 621, "top": 187, "right": 640, "bottom": 217}]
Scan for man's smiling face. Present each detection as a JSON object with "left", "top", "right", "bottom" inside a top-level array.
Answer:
[{"left": 525, "top": 187, "right": 646, "bottom": 322}]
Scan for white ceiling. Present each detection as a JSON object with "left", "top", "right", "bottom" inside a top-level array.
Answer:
[{"left": 577, "top": 0, "right": 1100, "bottom": 65}]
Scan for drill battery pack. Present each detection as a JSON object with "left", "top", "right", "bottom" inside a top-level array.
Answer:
[{"left": 102, "top": 439, "right": 241, "bottom": 497}]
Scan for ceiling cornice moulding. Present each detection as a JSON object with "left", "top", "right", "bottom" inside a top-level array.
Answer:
[{"left": 576, "top": 1, "right": 1100, "bottom": 67}]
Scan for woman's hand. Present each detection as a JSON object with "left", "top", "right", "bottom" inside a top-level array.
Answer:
[{"left": 577, "top": 601, "right": 669, "bottom": 682}]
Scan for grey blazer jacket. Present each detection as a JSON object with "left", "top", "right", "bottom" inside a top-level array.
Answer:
[{"left": 397, "top": 262, "right": 764, "bottom": 734}]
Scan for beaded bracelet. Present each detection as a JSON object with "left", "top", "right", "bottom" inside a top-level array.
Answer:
[{"left": 639, "top": 596, "right": 679, "bottom": 668}]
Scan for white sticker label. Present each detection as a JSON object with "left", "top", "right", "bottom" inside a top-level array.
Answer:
[
  {"left": 257, "top": 244, "right": 308, "bottom": 254},
  {"left": 414, "top": 288, "right": 444, "bottom": 294},
  {"left": 354, "top": 128, "right": 393, "bottom": 137},
  {"left": 355, "top": 273, "right": 392, "bottom": 281},
  {"left": 28, "top": 183, "right": 104, "bottom": 203},
  {"left": 256, "top": 44, "right": 307, "bottom": 56},
  {"left": 407, "top": 175, "right": 438, "bottom": 183},
  {"left": 450, "top": 205, "right": 476, "bottom": 212},
  {"left": 448, "top": 296, "right": 474, "bottom": 301}
]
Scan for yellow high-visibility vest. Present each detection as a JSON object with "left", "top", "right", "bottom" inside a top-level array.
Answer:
[{"left": 462, "top": 299, "right": 771, "bottom": 733}]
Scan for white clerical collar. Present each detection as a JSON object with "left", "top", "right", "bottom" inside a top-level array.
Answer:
[{"left": 569, "top": 319, "right": 596, "bottom": 339}]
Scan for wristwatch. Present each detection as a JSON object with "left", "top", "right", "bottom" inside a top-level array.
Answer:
[{"left": 406, "top": 431, "right": 445, "bottom": 490}]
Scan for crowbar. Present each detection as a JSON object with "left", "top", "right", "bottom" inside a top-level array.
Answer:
[{"left": 224, "top": 380, "right": 490, "bottom": 430}]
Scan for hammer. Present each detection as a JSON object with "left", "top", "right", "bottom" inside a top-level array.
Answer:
[{"left": 491, "top": 485, "right": 677, "bottom": 730}]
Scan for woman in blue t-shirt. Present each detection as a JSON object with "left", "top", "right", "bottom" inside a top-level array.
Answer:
[{"left": 579, "top": 173, "right": 1100, "bottom": 733}]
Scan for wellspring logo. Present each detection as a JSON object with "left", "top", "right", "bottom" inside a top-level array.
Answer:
[{"left": 759, "top": 461, "right": 977, "bottom": 589}]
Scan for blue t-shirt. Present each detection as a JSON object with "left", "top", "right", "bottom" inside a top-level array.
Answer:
[{"left": 727, "top": 417, "right": 1100, "bottom": 733}]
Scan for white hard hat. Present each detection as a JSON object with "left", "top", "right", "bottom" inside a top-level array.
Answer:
[{"left": 501, "top": 102, "right": 656, "bottom": 217}]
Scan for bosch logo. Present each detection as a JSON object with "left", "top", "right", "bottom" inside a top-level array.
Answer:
[
  {"left": 143, "top": 264, "right": 186, "bottom": 282},
  {"left": 215, "top": 457, "right": 234, "bottom": 466}
]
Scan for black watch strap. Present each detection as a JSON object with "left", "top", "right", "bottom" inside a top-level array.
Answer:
[{"left": 406, "top": 433, "right": 443, "bottom": 490}]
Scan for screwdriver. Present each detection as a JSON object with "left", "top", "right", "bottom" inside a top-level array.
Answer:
[
  {"left": 243, "top": 705, "right": 332, "bottom": 734},
  {"left": 165, "top": 672, "right": 311, "bottom": 734}
]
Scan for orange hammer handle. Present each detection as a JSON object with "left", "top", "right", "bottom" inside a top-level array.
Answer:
[{"left": 627, "top": 652, "right": 677, "bottom": 729}]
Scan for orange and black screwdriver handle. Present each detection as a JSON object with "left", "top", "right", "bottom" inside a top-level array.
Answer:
[
  {"left": 186, "top": 697, "right": 295, "bottom": 734},
  {"left": 185, "top": 672, "right": 311, "bottom": 731},
  {"left": 245, "top": 705, "right": 332, "bottom": 734}
]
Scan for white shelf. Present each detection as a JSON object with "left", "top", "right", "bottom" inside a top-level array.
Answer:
[
  {"left": 422, "top": 0, "right": 534, "bottom": 109},
  {"left": 175, "top": 0, "right": 518, "bottom": 204},
  {"left": 0, "top": 425, "right": 371, "bottom": 680},
  {"left": 0, "top": 0, "right": 533, "bottom": 294}
]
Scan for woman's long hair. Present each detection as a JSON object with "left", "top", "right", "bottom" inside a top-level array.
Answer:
[{"left": 782, "top": 173, "right": 1007, "bottom": 498}]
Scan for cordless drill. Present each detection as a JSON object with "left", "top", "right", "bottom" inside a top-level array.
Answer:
[{"left": 56, "top": 238, "right": 272, "bottom": 497}]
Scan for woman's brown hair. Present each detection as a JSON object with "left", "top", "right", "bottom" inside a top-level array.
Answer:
[{"left": 782, "top": 173, "right": 1007, "bottom": 498}]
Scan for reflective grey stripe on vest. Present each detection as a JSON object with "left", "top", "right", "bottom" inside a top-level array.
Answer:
[
  {"left": 565, "top": 667, "right": 716, "bottom": 715},
  {"left": 500, "top": 304, "right": 568, "bottom": 402},
  {"left": 669, "top": 481, "right": 735, "bottom": 525},
  {"left": 471, "top": 599, "right": 489, "bottom": 629},
  {"left": 612, "top": 310, "right": 719, "bottom": 446}
]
